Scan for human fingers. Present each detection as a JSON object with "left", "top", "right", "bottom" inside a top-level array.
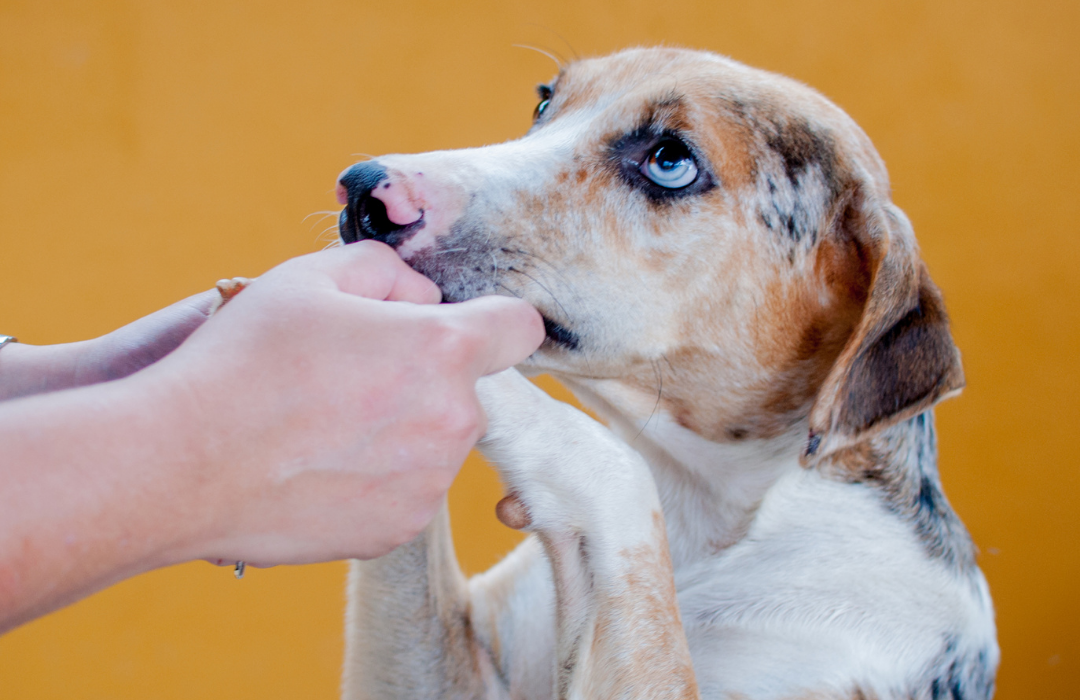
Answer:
[
  {"left": 274, "top": 241, "right": 441, "bottom": 304},
  {"left": 437, "top": 296, "right": 546, "bottom": 377},
  {"left": 160, "top": 289, "right": 221, "bottom": 333},
  {"left": 135, "top": 288, "right": 220, "bottom": 339},
  {"left": 87, "top": 289, "right": 221, "bottom": 382}
]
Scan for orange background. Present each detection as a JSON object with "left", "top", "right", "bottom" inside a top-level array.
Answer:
[{"left": 0, "top": 1, "right": 1076, "bottom": 697}]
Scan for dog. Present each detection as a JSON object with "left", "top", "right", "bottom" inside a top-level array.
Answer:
[{"left": 333, "top": 47, "right": 998, "bottom": 699}]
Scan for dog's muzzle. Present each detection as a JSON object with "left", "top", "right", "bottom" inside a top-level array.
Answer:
[{"left": 337, "top": 162, "right": 425, "bottom": 248}]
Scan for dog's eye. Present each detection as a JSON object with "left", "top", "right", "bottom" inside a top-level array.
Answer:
[
  {"left": 640, "top": 140, "right": 698, "bottom": 189},
  {"left": 534, "top": 84, "right": 553, "bottom": 121}
]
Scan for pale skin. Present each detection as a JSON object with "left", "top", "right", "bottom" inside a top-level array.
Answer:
[{"left": 0, "top": 240, "right": 545, "bottom": 635}]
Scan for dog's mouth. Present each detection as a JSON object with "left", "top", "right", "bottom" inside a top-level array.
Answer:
[
  {"left": 541, "top": 317, "right": 580, "bottom": 351},
  {"left": 337, "top": 210, "right": 581, "bottom": 353},
  {"left": 412, "top": 246, "right": 581, "bottom": 353},
  {"left": 338, "top": 196, "right": 426, "bottom": 249}
]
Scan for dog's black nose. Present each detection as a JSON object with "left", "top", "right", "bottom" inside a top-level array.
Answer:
[
  {"left": 337, "top": 162, "right": 390, "bottom": 245},
  {"left": 337, "top": 161, "right": 426, "bottom": 248}
]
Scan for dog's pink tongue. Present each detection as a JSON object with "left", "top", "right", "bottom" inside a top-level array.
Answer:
[{"left": 372, "top": 181, "right": 423, "bottom": 226}]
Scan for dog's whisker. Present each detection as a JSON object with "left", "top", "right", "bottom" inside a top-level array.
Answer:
[
  {"left": 504, "top": 248, "right": 582, "bottom": 305},
  {"left": 506, "top": 264, "right": 592, "bottom": 372},
  {"left": 521, "top": 23, "right": 580, "bottom": 62},
  {"left": 303, "top": 210, "right": 341, "bottom": 223},
  {"left": 511, "top": 43, "right": 564, "bottom": 69},
  {"left": 306, "top": 210, "right": 345, "bottom": 246},
  {"left": 495, "top": 282, "right": 524, "bottom": 299},
  {"left": 489, "top": 251, "right": 503, "bottom": 294},
  {"left": 633, "top": 359, "right": 664, "bottom": 442},
  {"left": 314, "top": 224, "right": 343, "bottom": 245},
  {"left": 506, "top": 267, "right": 572, "bottom": 327}
]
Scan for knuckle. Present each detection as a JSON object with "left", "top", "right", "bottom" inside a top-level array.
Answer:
[
  {"left": 433, "top": 397, "right": 482, "bottom": 443},
  {"left": 444, "top": 405, "right": 481, "bottom": 440},
  {"left": 427, "top": 318, "right": 484, "bottom": 365}
]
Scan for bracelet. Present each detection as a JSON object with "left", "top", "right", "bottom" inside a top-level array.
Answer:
[{"left": 0, "top": 336, "right": 17, "bottom": 351}]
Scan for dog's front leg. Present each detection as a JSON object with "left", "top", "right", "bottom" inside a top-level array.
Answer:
[
  {"left": 343, "top": 502, "right": 500, "bottom": 699},
  {"left": 477, "top": 369, "right": 700, "bottom": 700}
]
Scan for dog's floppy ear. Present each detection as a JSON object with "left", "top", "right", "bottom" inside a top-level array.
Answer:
[{"left": 805, "top": 188, "right": 964, "bottom": 461}]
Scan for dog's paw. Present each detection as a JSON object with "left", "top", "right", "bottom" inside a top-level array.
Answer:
[{"left": 476, "top": 369, "right": 659, "bottom": 535}]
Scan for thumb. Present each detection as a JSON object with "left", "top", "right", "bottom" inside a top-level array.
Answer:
[
  {"left": 284, "top": 241, "right": 442, "bottom": 303},
  {"left": 438, "top": 296, "right": 546, "bottom": 377}
]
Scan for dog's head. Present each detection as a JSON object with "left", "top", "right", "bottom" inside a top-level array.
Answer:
[{"left": 336, "top": 47, "right": 963, "bottom": 459}]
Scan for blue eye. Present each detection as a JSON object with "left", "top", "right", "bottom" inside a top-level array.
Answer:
[
  {"left": 534, "top": 99, "right": 550, "bottom": 120},
  {"left": 640, "top": 140, "right": 698, "bottom": 189}
]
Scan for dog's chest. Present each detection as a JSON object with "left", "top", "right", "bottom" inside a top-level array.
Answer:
[{"left": 660, "top": 463, "right": 990, "bottom": 698}]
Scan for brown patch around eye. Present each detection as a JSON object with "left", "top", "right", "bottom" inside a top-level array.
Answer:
[{"left": 698, "top": 97, "right": 759, "bottom": 189}]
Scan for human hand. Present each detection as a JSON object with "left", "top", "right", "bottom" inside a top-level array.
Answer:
[
  {"left": 0, "top": 290, "right": 219, "bottom": 401},
  {"left": 79, "top": 289, "right": 221, "bottom": 383},
  {"left": 142, "top": 240, "right": 544, "bottom": 567}
]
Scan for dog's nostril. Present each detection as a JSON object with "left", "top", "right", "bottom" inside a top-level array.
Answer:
[
  {"left": 336, "top": 161, "right": 426, "bottom": 249},
  {"left": 363, "top": 195, "right": 404, "bottom": 239},
  {"left": 338, "top": 207, "right": 358, "bottom": 244}
]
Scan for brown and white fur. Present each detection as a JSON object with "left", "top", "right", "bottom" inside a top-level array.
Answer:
[{"left": 334, "top": 47, "right": 998, "bottom": 699}]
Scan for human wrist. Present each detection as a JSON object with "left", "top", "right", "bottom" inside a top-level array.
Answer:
[
  {"left": 115, "top": 365, "right": 228, "bottom": 568},
  {"left": 84, "top": 369, "right": 219, "bottom": 571}
]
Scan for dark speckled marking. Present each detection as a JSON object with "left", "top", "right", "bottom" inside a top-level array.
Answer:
[
  {"left": 918, "top": 634, "right": 996, "bottom": 700},
  {"left": 716, "top": 95, "right": 844, "bottom": 245},
  {"left": 763, "top": 116, "right": 838, "bottom": 194},
  {"left": 841, "top": 413, "right": 977, "bottom": 572}
]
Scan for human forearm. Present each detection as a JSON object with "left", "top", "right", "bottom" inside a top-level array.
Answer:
[
  {"left": 0, "top": 374, "right": 206, "bottom": 634},
  {"left": 0, "top": 289, "right": 217, "bottom": 402}
]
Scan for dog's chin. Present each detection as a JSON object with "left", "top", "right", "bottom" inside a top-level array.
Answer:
[{"left": 403, "top": 245, "right": 583, "bottom": 353}]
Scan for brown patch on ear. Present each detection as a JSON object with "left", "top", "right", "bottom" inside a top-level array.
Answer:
[{"left": 807, "top": 196, "right": 964, "bottom": 460}]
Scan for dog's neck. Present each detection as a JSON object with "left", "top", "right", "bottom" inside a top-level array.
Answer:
[
  {"left": 561, "top": 377, "right": 805, "bottom": 571},
  {"left": 632, "top": 416, "right": 806, "bottom": 570},
  {"left": 563, "top": 374, "right": 974, "bottom": 576}
]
